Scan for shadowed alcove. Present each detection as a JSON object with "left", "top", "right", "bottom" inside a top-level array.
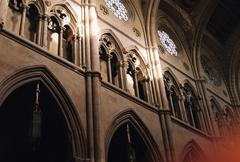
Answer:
[
  {"left": 107, "top": 122, "right": 154, "bottom": 162},
  {"left": 0, "top": 81, "right": 73, "bottom": 162}
]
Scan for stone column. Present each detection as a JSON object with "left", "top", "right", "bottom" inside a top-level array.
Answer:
[
  {"left": 19, "top": 4, "right": 28, "bottom": 36},
  {"left": 144, "top": 78, "right": 151, "bottom": 102},
  {"left": 37, "top": 15, "right": 43, "bottom": 45},
  {"left": 73, "top": 34, "right": 78, "bottom": 65},
  {"left": 133, "top": 69, "right": 139, "bottom": 97},
  {"left": 107, "top": 54, "right": 112, "bottom": 83},
  {"left": 77, "top": 35, "right": 82, "bottom": 67},
  {"left": 120, "top": 60, "right": 128, "bottom": 91},
  {"left": 118, "top": 61, "right": 124, "bottom": 89},
  {"left": 58, "top": 26, "right": 64, "bottom": 57},
  {"left": 150, "top": 46, "right": 175, "bottom": 162},
  {"left": 189, "top": 103, "right": 195, "bottom": 127},
  {"left": 168, "top": 90, "right": 175, "bottom": 116},
  {"left": 89, "top": 1, "right": 101, "bottom": 161},
  {"left": 179, "top": 96, "right": 188, "bottom": 122},
  {"left": 42, "top": 14, "right": 49, "bottom": 48}
]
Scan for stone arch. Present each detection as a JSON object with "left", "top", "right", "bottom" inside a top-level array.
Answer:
[
  {"left": 162, "top": 68, "right": 181, "bottom": 94},
  {"left": 126, "top": 47, "right": 149, "bottom": 76},
  {"left": 156, "top": 15, "right": 191, "bottom": 59},
  {"left": 105, "top": 109, "right": 163, "bottom": 162},
  {"left": 210, "top": 97, "right": 223, "bottom": 111},
  {"left": 0, "top": 65, "right": 87, "bottom": 160},
  {"left": 181, "top": 140, "right": 207, "bottom": 162},
  {"left": 192, "top": 1, "right": 220, "bottom": 78},
  {"left": 182, "top": 80, "right": 198, "bottom": 98},
  {"left": 27, "top": 0, "right": 46, "bottom": 15},
  {"left": 99, "top": 29, "right": 125, "bottom": 60}
]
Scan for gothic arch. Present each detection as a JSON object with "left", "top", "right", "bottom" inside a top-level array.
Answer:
[
  {"left": 99, "top": 29, "right": 125, "bottom": 56},
  {"left": 209, "top": 97, "right": 222, "bottom": 112},
  {"left": 181, "top": 140, "right": 207, "bottom": 162},
  {"left": 99, "top": 32, "right": 123, "bottom": 61},
  {"left": 156, "top": 13, "right": 191, "bottom": 59},
  {"left": 162, "top": 68, "right": 181, "bottom": 91},
  {"left": 0, "top": 65, "right": 87, "bottom": 159},
  {"left": 192, "top": 1, "right": 220, "bottom": 78},
  {"left": 182, "top": 80, "right": 198, "bottom": 98},
  {"left": 125, "top": 45, "right": 148, "bottom": 65},
  {"left": 27, "top": 0, "right": 46, "bottom": 15},
  {"left": 105, "top": 109, "right": 162, "bottom": 162}
]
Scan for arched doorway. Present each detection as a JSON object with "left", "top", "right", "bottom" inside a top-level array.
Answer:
[
  {"left": 107, "top": 122, "right": 154, "bottom": 162},
  {"left": 0, "top": 81, "right": 73, "bottom": 162}
]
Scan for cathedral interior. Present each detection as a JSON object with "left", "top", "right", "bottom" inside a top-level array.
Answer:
[{"left": 0, "top": 0, "right": 240, "bottom": 162}]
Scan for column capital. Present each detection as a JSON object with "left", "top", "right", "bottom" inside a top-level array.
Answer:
[
  {"left": 120, "top": 61, "right": 128, "bottom": 68},
  {"left": 58, "top": 26, "right": 65, "bottom": 33},
  {"left": 107, "top": 53, "right": 113, "bottom": 59},
  {"left": 21, "top": 4, "right": 29, "bottom": 11},
  {"left": 41, "top": 14, "right": 50, "bottom": 22}
]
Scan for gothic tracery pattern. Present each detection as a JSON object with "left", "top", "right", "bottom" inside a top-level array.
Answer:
[
  {"left": 158, "top": 30, "right": 178, "bottom": 56},
  {"left": 105, "top": 0, "right": 129, "bottom": 21}
]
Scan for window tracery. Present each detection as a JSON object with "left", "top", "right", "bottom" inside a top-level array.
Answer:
[
  {"left": 9, "top": 0, "right": 23, "bottom": 11},
  {"left": 105, "top": 0, "right": 128, "bottom": 21},
  {"left": 163, "top": 72, "right": 182, "bottom": 119},
  {"left": 99, "top": 35, "right": 122, "bottom": 88},
  {"left": 182, "top": 83, "right": 202, "bottom": 130},
  {"left": 158, "top": 30, "right": 178, "bottom": 56}
]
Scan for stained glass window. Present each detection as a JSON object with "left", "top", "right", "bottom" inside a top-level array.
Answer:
[
  {"left": 158, "top": 30, "right": 178, "bottom": 56},
  {"left": 105, "top": 0, "right": 128, "bottom": 21}
]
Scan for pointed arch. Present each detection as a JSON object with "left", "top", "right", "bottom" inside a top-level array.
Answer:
[
  {"left": 209, "top": 96, "right": 222, "bottom": 112},
  {"left": 162, "top": 68, "right": 181, "bottom": 93},
  {"left": 125, "top": 45, "right": 148, "bottom": 63},
  {"left": 99, "top": 29, "right": 125, "bottom": 61},
  {"left": 27, "top": 0, "right": 46, "bottom": 15},
  {"left": 0, "top": 65, "right": 87, "bottom": 159},
  {"left": 182, "top": 80, "right": 198, "bottom": 98},
  {"left": 163, "top": 69, "right": 182, "bottom": 119},
  {"left": 182, "top": 80, "right": 202, "bottom": 129},
  {"left": 181, "top": 140, "right": 207, "bottom": 162},
  {"left": 105, "top": 109, "right": 163, "bottom": 162}
]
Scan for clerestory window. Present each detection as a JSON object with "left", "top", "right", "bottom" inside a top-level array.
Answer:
[
  {"left": 158, "top": 30, "right": 178, "bottom": 56},
  {"left": 105, "top": 0, "right": 129, "bottom": 21}
]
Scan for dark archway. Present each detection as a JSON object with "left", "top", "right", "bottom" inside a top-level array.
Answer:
[
  {"left": 108, "top": 123, "right": 153, "bottom": 162},
  {"left": 106, "top": 110, "right": 162, "bottom": 162},
  {"left": 0, "top": 66, "right": 87, "bottom": 162},
  {"left": 0, "top": 81, "right": 73, "bottom": 162}
]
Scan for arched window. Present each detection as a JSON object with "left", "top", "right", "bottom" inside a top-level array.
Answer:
[
  {"left": 62, "top": 25, "right": 74, "bottom": 63},
  {"left": 99, "top": 34, "right": 123, "bottom": 88},
  {"left": 6, "top": 0, "right": 23, "bottom": 34},
  {"left": 163, "top": 72, "right": 182, "bottom": 119},
  {"left": 47, "top": 16, "right": 60, "bottom": 55},
  {"left": 105, "top": 0, "right": 129, "bottom": 21},
  {"left": 158, "top": 30, "right": 178, "bottom": 56},
  {"left": 24, "top": 4, "right": 39, "bottom": 43},
  {"left": 183, "top": 83, "right": 201, "bottom": 130},
  {"left": 126, "top": 54, "right": 149, "bottom": 102}
]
